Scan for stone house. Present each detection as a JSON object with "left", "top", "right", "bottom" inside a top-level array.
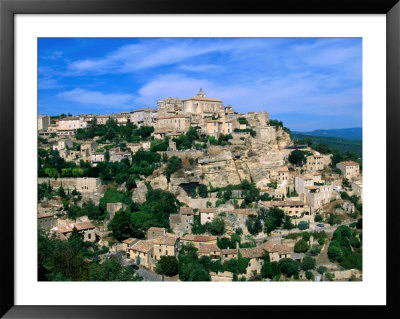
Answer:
[
  {"left": 352, "top": 181, "right": 363, "bottom": 200},
  {"left": 53, "top": 219, "right": 96, "bottom": 242},
  {"left": 260, "top": 200, "right": 307, "bottom": 218},
  {"left": 180, "top": 207, "right": 194, "bottom": 232},
  {"left": 198, "top": 243, "right": 221, "bottom": 260},
  {"left": 122, "top": 237, "right": 138, "bottom": 253},
  {"left": 239, "top": 247, "right": 267, "bottom": 275},
  {"left": 53, "top": 139, "right": 73, "bottom": 151},
  {"left": 169, "top": 214, "right": 183, "bottom": 235},
  {"left": 220, "top": 248, "right": 238, "bottom": 263},
  {"left": 57, "top": 116, "right": 80, "bottom": 134},
  {"left": 277, "top": 166, "right": 289, "bottom": 185},
  {"left": 95, "top": 114, "right": 110, "bottom": 125},
  {"left": 146, "top": 227, "right": 166, "bottom": 240},
  {"left": 336, "top": 161, "right": 360, "bottom": 179},
  {"left": 199, "top": 208, "right": 215, "bottom": 225},
  {"left": 157, "top": 115, "right": 191, "bottom": 132},
  {"left": 37, "top": 212, "right": 55, "bottom": 230},
  {"left": 91, "top": 152, "right": 105, "bottom": 165},
  {"left": 129, "top": 240, "right": 154, "bottom": 269},
  {"left": 152, "top": 235, "right": 180, "bottom": 261},
  {"left": 294, "top": 175, "right": 314, "bottom": 194},
  {"left": 260, "top": 241, "right": 292, "bottom": 262},
  {"left": 306, "top": 154, "right": 324, "bottom": 172},
  {"left": 303, "top": 184, "right": 333, "bottom": 211},
  {"left": 38, "top": 115, "right": 50, "bottom": 132},
  {"left": 80, "top": 141, "right": 98, "bottom": 157},
  {"left": 180, "top": 234, "right": 217, "bottom": 249},
  {"left": 110, "top": 151, "right": 132, "bottom": 163},
  {"left": 228, "top": 209, "right": 258, "bottom": 234}
]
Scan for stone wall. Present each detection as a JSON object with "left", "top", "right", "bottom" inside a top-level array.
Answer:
[
  {"left": 37, "top": 177, "right": 101, "bottom": 193},
  {"left": 188, "top": 198, "right": 219, "bottom": 209}
]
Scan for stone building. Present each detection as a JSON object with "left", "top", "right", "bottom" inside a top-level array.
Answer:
[
  {"left": 180, "top": 234, "right": 217, "bottom": 249},
  {"left": 182, "top": 88, "right": 224, "bottom": 116},
  {"left": 305, "top": 154, "right": 325, "bottom": 172},
  {"left": 146, "top": 227, "right": 166, "bottom": 240},
  {"left": 38, "top": 115, "right": 50, "bottom": 132},
  {"left": 152, "top": 235, "right": 180, "bottom": 261},
  {"left": 198, "top": 243, "right": 221, "bottom": 260},
  {"left": 199, "top": 208, "right": 215, "bottom": 225},
  {"left": 129, "top": 240, "right": 154, "bottom": 269},
  {"left": 37, "top": 212, "right": 55, "bottom": 230},
  {"left": 336, "top": 161, "right": 360, "bottom": 179}
]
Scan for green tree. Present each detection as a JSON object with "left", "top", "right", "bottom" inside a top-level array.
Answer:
[
  {"left": 156, "top": 256, "right": 179, "bottom": 277},
  {"left": 165, "top": 156, "right": 182, "bottom": 181},
  {"left": 205, "top": 217, "right": 225, "bottom": 236},
  {"left": 245, "top": 215, "right": 262, "bottom": 235},
  {"left": 288, "top": 150, "right": 305, "bottom": 166},
  {"left": 305, "top": 270, "right": 314, "bottom": 280},
  {"left": 294, "top": 239, "right": 309, "bottom": 253},
  {"left": 197, "top": 184, "right": 208, "bottom": 198},
  {"left": 278, "top": 258, "right": 300, "bottom": 278},
  {"left": 108, "top": 209, "right": 133, "bottom": 241},
  {"left": 301, "top": 256, "right": 316, "bottom": 271}
]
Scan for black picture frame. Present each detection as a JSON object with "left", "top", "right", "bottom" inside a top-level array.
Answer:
[{"left": 1, "top": 0, "right": 399, "bottom": 317}]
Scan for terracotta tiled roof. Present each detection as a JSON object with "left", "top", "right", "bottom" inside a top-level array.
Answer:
[
  {"left": 169, "top": 214, "right": 182, "bottom": 224},
  {"left": 198, "top": 243, "right": 220, "bottom": 254},
  {"left": 221, "top": 249, "right": 237, "bottom": 255},
  {"left": 130, "top": 240, "right": 154, "bottom": 253},
  {"left": 75, "top": 221, "right": 95, "bottom": 231},
  {"left": 277, "top": 166, "right": 289, "bottom": 172},
  {"left": 153, "top": 235, "right": 178, "bottom": 246},
  {"left": 339, "top": 161, "right": 359, "bottom": 166},
  {"left": 122, "top": 238, "right": 137, "bottom": 245},
  {"left": 239, "top": 247, "right": 265, "bottom": 259},
  {"left": 180, "top": 207, "right": 194, "bottom": 215},
  {"left": 186, "top": 96, "right": 222, "bottom": 102},
  {"left": 148, "top": 227, "right": 166, "bottom": 233},
  {"left": 182, "top": 234, "right": 217, "bottom": 242},
  {"left": 199, "top": 208, "right": 215, "bottom": 213}
]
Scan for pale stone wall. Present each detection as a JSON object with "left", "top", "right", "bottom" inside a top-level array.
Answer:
[
  {"left": 38, "top": 177, "right": 101, "bottom": 193},
  {"left": 188, "top": 198, "right": 218, "bottom": 209}
]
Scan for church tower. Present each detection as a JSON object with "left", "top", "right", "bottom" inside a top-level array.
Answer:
[{"left": 197, "top": 88, "right": 206, "bottom": 98}]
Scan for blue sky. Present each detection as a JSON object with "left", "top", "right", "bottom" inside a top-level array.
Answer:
[{"left": 38, "top": 38, "right": 362, "bottom": 131}]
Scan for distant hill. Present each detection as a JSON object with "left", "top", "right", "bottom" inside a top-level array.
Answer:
[
  {"left": 292, "top": 127, "right": 362, "bottom": 141},
  {"left": 291, "top": 133, "right": 362, "bottom": 157}
]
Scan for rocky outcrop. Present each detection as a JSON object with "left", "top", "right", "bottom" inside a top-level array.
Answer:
[{"left": 132, "top": 181, "right": 148, "bottom": 204}]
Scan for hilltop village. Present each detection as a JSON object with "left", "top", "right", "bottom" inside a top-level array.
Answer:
[{"left": 37, "top": 89, "right": 363, "bottom": 282}]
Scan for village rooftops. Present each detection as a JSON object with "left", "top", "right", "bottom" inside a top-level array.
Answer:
[
  {"left": 74, "top": 221, "right": 95, "bottom": 231},
  {"left": 199, "top": 208, "right": 215, "bottom": 213},
  {"left": 260, "top": 241, "right": 291, "bottom": 254},
  {"left": 180, "top": 207, "right": 194, "bottom": 215},
  {"left": 148, "top": 227, "right": 166, "bottom": 233},
  {"left": 38, "top": 212, "right": 54, "bottom": 219},
  {"left": 122, "top": 238, "right": 137, "bottom": 245},
  {"left": 59, "top": 116, "right": 79, "bottom": 120},
  {"left": 185, "top": 96, "right": 222, "bottom": 102},
  {"left": 261, "top": 200, "right": 304, "bottom": 207},
  {"left": 158, "top": 115, "right": 191, "bottom": 119},
  {"left": 239, "top": 247, "right": 266, "bottom": 259},
  {"left": 339, "top": 161, "right": 359, "bottom": 166},
  {"left": 130, "top": 240, "right": 154, "bottom": 253},
  {"left": 182, "top": 234, "right": 217, "bottom": 242},
  {"left": 221, "top": 249, "right": 237, "bottom": 255},
  {"left": 169, "top": 214, "right": 182, "bottom": 224},
  {"left": 153, "top": 235, "right": 179, "bottom": 246},
  {"left": 277, "top": 166, "right": 289, "bottom": 172},
  {"left": 198, "top": 243, "right": 220, "bottom": 254},
  {"left": 130, "top": 108, "right": 155, "bottom": 113}
]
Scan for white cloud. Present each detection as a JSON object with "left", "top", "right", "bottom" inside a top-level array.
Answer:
[{"left": 57, "top": 88, "right": 134, "bottom": 108}]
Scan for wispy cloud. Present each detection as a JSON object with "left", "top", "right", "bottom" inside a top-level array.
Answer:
[
  {"left": 57, "top": 88, "right": 134, "bottom": 108},
  {"left": 39, "top": 38, "right": 362, "bottom": 130}
]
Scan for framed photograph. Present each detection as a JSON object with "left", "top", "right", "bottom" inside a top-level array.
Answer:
[{"left": 1, "top": 0, "right": 398, "bottom": 317}]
